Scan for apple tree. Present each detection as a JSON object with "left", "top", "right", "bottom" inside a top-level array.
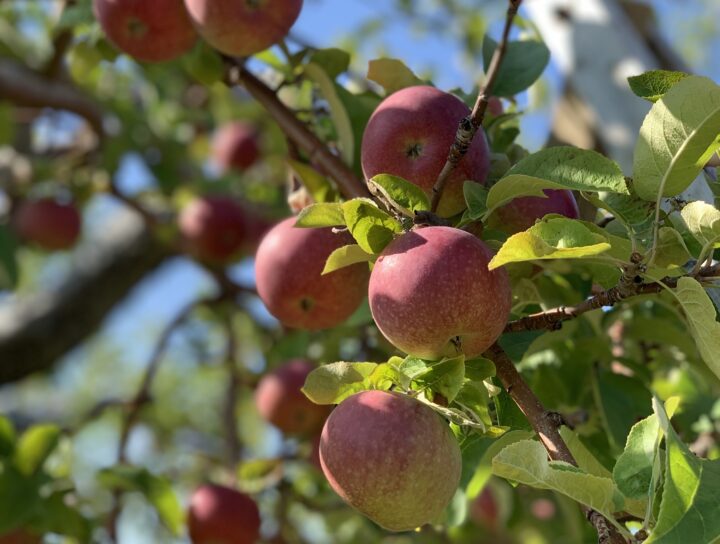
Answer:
[{"left": 0, "top": 0, "right": 719, "bottom": 543}]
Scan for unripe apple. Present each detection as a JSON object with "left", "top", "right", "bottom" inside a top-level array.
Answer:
[
  {"left": 361, "top": 85, "right": 491, "bottom": 217},
  {"left": 255, "top": 217, "right": 370, "bottom": 330},
  {"left": 14, "top": 198, "right": 81, "bottom": 251},
  {"left": 488, "top": 190, "right": 580, "bottom": 234},
  {"left": 188, "top": 484, "right": 260, "bottom": 544},
  {"left": 0, "top": 529, "right": 41, "bottom": 544},
  {"left": 369, "top": 226, "right": 510, "bottom": 360},
  {"left": 320, "top": 390, "right": 461, "bottom": 532},
  {"left": 184, "top": 0, "right": 303, "bottom": 57},
  {"left": 212, "top": 122, "right": 260, "bottom": 174},
  {"left": 178, "top": 196, "right": 246, "bottom": 264},
  {"left": 254, "top": 359, "right": 330, "bottom": 435},
  {"left": 93, "top": 0, "right": 197, "bottom": 63}
]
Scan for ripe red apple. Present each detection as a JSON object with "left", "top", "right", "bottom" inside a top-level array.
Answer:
[
  {"left": 361, "top": 85, "right": 491, "bottom": 217},
  {"left": 369, "top": 226, "right": 510, "bottom": 360},
  {"left": 212, "top": 122, "right": 261, "bottom": 174},
  {"left": 319, "top": 390, "right": 462, "bottom": 532},
  {"left": 178, "top": 196, "right": 247, "bottom": 263},
  {"left": 470, "top": 487, "right": 499, "bottom": 530},
  {"left": 187, "top": 484, "right": 260, "bottom": 544},
  {"left": 184, "top": 0, "right": 303, "bottom": 57},
  {"left": 488, "top": 190, "right": 580, "bottom": 234},
  {"left": 93, "top": 0, "right": 197, "bottom": 63},
  {"left": 254, "top": 359, "right": 330, "bottom": 435},
  {"left": 14, "top": 198, "right": 81, "bottom": 251},
  {"left": 254, "top": 217, "right": 370, "bottom": 330}
]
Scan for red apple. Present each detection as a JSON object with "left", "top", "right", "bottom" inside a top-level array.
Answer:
[
  {"left": 188, "top": 484, "right": 260, "bottom": 544},
  {"left": 470, "top": 487, "right": 499, "bottom": 530},
  {"left": 487, "top": 96, "right": 504, "bottom": 118},
  {"left": 369, "top": 226, "right": 510, "bottom": 360},
  {"left": 14, "top": 198, "right": 81, "bottom": 251},
  {"left": 488, "top": 190, "right": 580, "bottom": 234},
  {"left": 178, "top": 196, "right": 247, "bottom": 264},
  {"left": 212, "top": 122, "right": 261, "bottom": 174},
  {"left": 184, "top": 0, "right": 303, "bottom": 57},
  {"left": 361, "top": 85, "right": 491, "bottom": 217},
  {"left": 240, "top": 205, "right": 275, "bottom": 255},
  {"left": 319, "top": 390, "right": 461, "bottom": 532},
  {"left": 254, "top": 217, "right": 370, "bottom": 330},
  {"left": 254, "top": 359, "right": 330, "bottom": 435},
  {"left": 93, "top": 0, "right": 197, "bottom": 63}
]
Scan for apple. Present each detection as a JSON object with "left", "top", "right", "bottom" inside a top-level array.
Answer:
[
  {"left": 487, "top": 190, "right": 580, "bottom": 234},
  {"left": 14, "top": 198, "right": 81, "bottom": 251},
  {"left": 254, "top": 217, "right": 370, "bottom": 330},
  {"left": 470, "top": 487, "right": 499, "bottom": 530},
  {"left": 0, "top": 529, "right": 41, "bottom": 544},
  {"left": 361, "top": 85, "right": 491, "bottom": 217},
  {"left": 487, "top": 96, "right": 504, "bottom": 118},
  {"left": 212, "top": 122, "right": 261, "bottom": 174},
  {"left": 368, "top": 226, "right": 510, "bottom": 360},
  {"left": 178, "top": 196, "right": 247, "bottom": 263},
  {"left": 188, "top": 484, "right": 260, "bottom": 544},
  {"left": 239, "top": 204, "right": 274, "bottom": 254},
  {"left": 93, "top": 0, "right": 197, "bottom": 63},
  {"left": 184, "top": 0, "right": 303, "bottom": 57},
  {"left": 319, "top": 390, "right": 461, "bottom": 532},
  {"left": 254, "top": 359, "right": 330, "bottom": 435}
]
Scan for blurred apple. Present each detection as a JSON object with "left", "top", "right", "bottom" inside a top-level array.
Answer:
[
  {"left": 188, "top": 484, "right": 260, "bottom": 544},
  {"left": 14, "top": 198, "right": 81, "bottom": 251}
]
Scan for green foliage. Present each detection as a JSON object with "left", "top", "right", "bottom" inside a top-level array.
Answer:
[
  {"left": 481, "top": 36, "right": 550, "bottom": 97},
  {"left": 322, "top": 244, "right": 374, "bottom": 274},
  {"left": 628, "top": 70, "right": 690, "bottom": 102},
  {"left": 294, "top": 202, "right": 345, "bottom": 228},
  {"left": 367, "top": 58, "right": 424, "bottom": 94},
  {"left": 342, "top": 198, "right": 403, "bottom": 254},
  {"left": 368, "top": 174, "right": 431, "bottom": 214},
  {"left": 0, "top": 224, "right": 18, "bottom": 289}
]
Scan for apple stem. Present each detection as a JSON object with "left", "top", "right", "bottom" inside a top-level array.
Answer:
[
  {"left": 486, "top": 343, "right": 629, "bottom": 544},
  {"left": 430, "top": 0, "right": 522, "bottom": 213}
]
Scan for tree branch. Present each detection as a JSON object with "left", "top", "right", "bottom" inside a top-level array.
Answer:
[
  {"left": 222, "top": 313, "right": 242, "bottom": 466},
  {"left": 485, "top": 343, "right": 628, "bottom": 544},
  {"left": 430, "top": 0, "right": 522, "bottom": 212},
  {"left": 223, "top": 59, "right": 369, "bottom": 200}
]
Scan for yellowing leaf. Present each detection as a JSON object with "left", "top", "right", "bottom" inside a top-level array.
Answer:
[
  {"left": 367, "top": 58, "right": 423, "bottom": 95},
  {"left": 680, "top": 200, "right": 720, "bottom": 248},
  {"left": 322, "top": 244, "right": 374, "bottom": 274}
]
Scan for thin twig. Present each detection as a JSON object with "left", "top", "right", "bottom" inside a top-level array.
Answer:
[
  {"left": 429, "top": 0, "right": 522, "bottom": 212},
  {"left": 485, "top": 343, "right": 628, "bottom": 544},
  {"left": 222, "top": 313, "right": 242, "bottom": 466},
  {"left": 222, "top": 59, "right": 369, "bottom": 200}
]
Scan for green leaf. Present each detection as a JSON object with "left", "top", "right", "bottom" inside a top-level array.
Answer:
[
  {"left": 0, "top": 224, "right": 18, "bottom": 289},
  {"left": 461, "top": 430, "right": 534, "bottom": 493},
  {"left": 294, "top": 202, "right": 345, "bottom": 228},
  {"left": 14, "top": 424, "right": 60, "bottom": 476},
  {"left": 462, "top": 181, "right": 488, "bottom": 221},
  {"left": 301, "top": 362, "right": 381, "bottom": 405},
  {"left": 97, "top": 465, "right": 183, "bottom": 535},
  {"left": 0, "top": 416, "right": 15, "bottom": 457},
  {"left": 627, "top": 70, "right": 690, "bottom": 102},
  {"left": 183, "top": 41, "right": 224, "bottom": 85},
  {"left": 586, "top": 191, "right": 655, "bottom": 246},
  {"left": 646, "top": 398, "right": 720, "bottom": 543},
  {"left": 0, "top": 465, "right": 41, "bottom": 533},
  {"left": 482, "top": 36, "right": 550, "bottom": 97},
  {"left": 322, "top": 244, "right": 374, "bottom": 274},
  {"left": 680, "top": 200, "right": 720, "bottom": 248},
  {"left": 287, "top": 160, "right": 337, "bottom": 203},
  {"left": 309, "top": 48, "right": 350, "bottom": 79},
  {"left": 342, "top": 198, "right": 403, "bottom": 254},
  {"left": 236, "top": 458, "right": 283, "bottom": 493},
  {"left": 559, "top": 428, "right": 612, "bottom": 479},
  {"left": 492, "top": 440, "right": 620, "bottom": 518},
  {"left": 414, "top": 355, "right": 465, "bottom": 403},
  {"left": 488, "top": 217, "right": 612, "bottom": 270},
  {"left": 0, "top": 102, "right": 14, "bottom": 145},
  {"left": 32, "top": 491, "right": 92, "bottom": 542},
  {"left": 464, "top": 358, "right": 496, "bottom": 382},
  {"left": 670, "top": 277, "right": 720, "bottom": 381},
  {"left": 653, "top": 227, "right": 691, "bottom": 268},
  {"left": 633, "top": 76, "right": 720, "bottom": 201},
  {"left": 368, "top": 174, "right": 430, "bottom": 214},
  {"left": 304, "top": 62, "right": 355, "bottom": 165},
  {"left": 367, "top": 58, "right": 424, "bottom": 94},
  {"left": 334, "top": 86, "right": 381, "bottom": 174}
]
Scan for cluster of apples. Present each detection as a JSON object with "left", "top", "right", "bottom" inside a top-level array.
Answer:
[{"left": 92, "top": 0, "right": 303, "bottom": 63}]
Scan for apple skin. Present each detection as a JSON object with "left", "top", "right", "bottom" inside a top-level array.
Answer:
[
  {"left": 184, "top": 0, "right": 303, "bottom": 57},
  {"left": 255, "top": 217, "right": 370, "bottom": 330},
  {"left": 14, "top": 198, "right": 81, "bottom": 251},
  {"left": 187, "top": 484, "right": 260, "bottom": 544},
  {"left": 254, "top": 359, "right": 330, "bottom": 435},
  {"left": 369, "top": 226, "right": 510, "bottom": 360},
  {"left": 179, "top": 196, "right": 248, "bottom": 263},
  {"left": 487, "top": 96, "right": 504, "bottom": 118},
  {"left": 361, "top": 85, "right": 491, "bottom": 217},
  {"left": 488, "top": 190, "right": 580, "bottom": 234},
  {"left": 212, "top": 122, "right": 260, "bottom": 174},
  {"left": 93, "top": 0, "right": 197, "bottom": 63},
  {"left": 470, "top": 487, "right": 499, "bottom": 530},
  {"left": 319, "top": 390, "right": 461, "bottom": 532}
]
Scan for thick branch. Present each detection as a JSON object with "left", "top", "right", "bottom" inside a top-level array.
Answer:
[
  {"left": 486, "top": 343, "right": 627, "bottom": 544},
  {"left": 224, "top": 61, "right": 369, "bottom": 200},
  {"left": 430, "top": 0, "right": 522, "bottom": 212},
  {"left": 0, "top": 59, "right": 104, "bottom": 139}
]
